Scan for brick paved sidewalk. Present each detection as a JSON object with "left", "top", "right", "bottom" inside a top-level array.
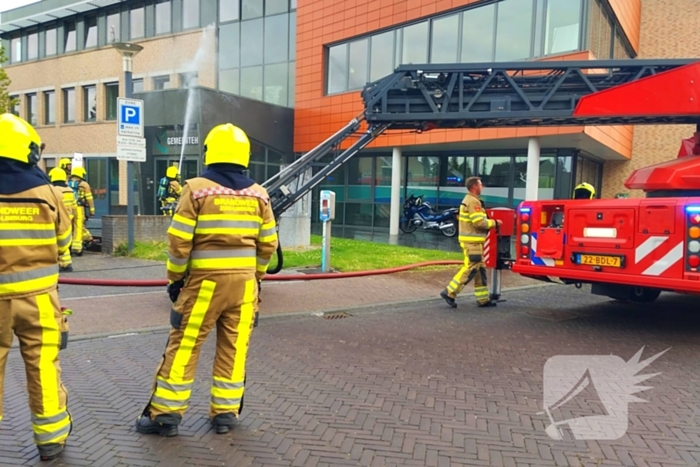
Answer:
[
  {"left": 2, "top": 286, "right": 700, "bottom": 466},
  {"left": 58, "top": 253, "right": 542, "bottom": 337}
]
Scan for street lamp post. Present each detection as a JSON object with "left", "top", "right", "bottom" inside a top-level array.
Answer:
[{"left": 112, "top": 42, "right": 143, "bottom": 253}]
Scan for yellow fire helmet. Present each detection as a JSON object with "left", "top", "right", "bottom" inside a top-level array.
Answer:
[
  {"left": 203, "top": 123, "right": 251, "bottom": 168},
  {"left": 59, "top": 157, "right": 72, "bottom": 170},
  {"left": 49, "top": 167, "right": 67, "bottom": 183},
  {"left": 573, "top": 182, "right": 596, "bottom": 200},
  {"left": 71, "top": 166, "right": 87, "bottom": 179},
  {"left": 0, "top": 113, "right": 43, "bottom": 165},
  {"left": 166, "top": 165, "right": 179, "bottom": 179}
]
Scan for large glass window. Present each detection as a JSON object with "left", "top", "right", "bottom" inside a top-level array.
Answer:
[
  {"left": 44, "top": 91, "right": 55, "bottom": 125},
  {"left": 402, "top": 21, "right": 428, "bottom": 64},
  {"left": 430, "top": 14, "right": 459, "bottom": 63},
  {"left": 84, "top": 86, "right": 96, "bottom": 121},
  {"left": 155, "top": 0, "right": 172, "bottom": 35},
  {"left": 264, "top": 14, "right": 288, "bottom": 64},
  {"left": 478, "top": 156, "right": 511, "bottom": 207},
  {"left": 105, "top": 83, "right": 119, "bottom": 120},
  {"left": 107, "top": 11, "right": 120, "bottom": 43},
  {"left": 240, "top": 66, "right": 263, "bottom": 100},
  {"left": 264, "top": 63, "right": 288, "bottom": 105},
  {"left": 63, "top": 88, "right": 75, "bottom": 123},
  {"left": 266, "top": 0, "right": 288, "bottom": 16},
  {"left": 11, "top": 37, "right": 21, "bottom": 63},
  {"left": 26, "top": 94, "right": 37, "bottom": 126},
  {"left": 130, "top": 7, "right": 145, "bottom": 39},
  {"left": 182, "top": 0, "right": 200, "bottom": 30},
  {"left": 406, "top": 156, "right": 439, "bottom": 205},
  {"left": 348, "top": 39, "right": 368, "bottom": 90},
  {"left": 132, "top": 79, "right": 144, "bottom": 93},
  {"left": 219, "top": 23, "right": 240, "bottom": 69},
  {"left": 512, "top": 155, "right": 555, "bottom": 206},
  {"left": 439, "top": 156, "right": 473, "bottom": 206},
  {"left": 495, "top": 0, "right": 534, "bottom": 61},
  {"left": 85, "top": 16, "right": 98, "bottom": 48},
  {"left": 461, "top": 4, "right": 495, "bottom": 62},
  {"left": 544, "top": 0, "right": 581, "bottom": 55},
  {"left": 242, "top": 0, "right": 263, "bottom": 20},
  {"left": 64, "top": 22, "right": 77, "bottom": 52},
  {"left": 27, "top": 32, "right": 38, "bottom": 60},
  {"left": 220, "top": 0, "right": 239, "bottom": 22},
  {"left": 369, "top": 31, "right": 393, "bottom": 81},
  {"left": 45, "top": 28, "right": 57, "bottom": 56},
  {"left": 219, "top": 69, "right": 240, "bottom": 94},
  {"left": 327, "top": 44, "right": 348, "bottom": 94},
  {"left": 347, "top": 157, "right": 373, "bottom": 201},
  {"left": 241, "top": 19, "right": 263, "bottom": 67},
  {"left": 554, "top": 155, "right": 573, "bottom": 199}
]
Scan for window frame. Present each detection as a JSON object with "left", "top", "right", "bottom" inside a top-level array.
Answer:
[
  {"left": 105, "top": 82, "right": 119, "bottom": 121},
  {"left": 44, "top": 90, "right": 56, "bottom": 125},
  {"left": 83, "top": 85, "right": 97, "bottom": 122},
  {"left": 63, "top": 87, "right": 76, "bottom": 124}
]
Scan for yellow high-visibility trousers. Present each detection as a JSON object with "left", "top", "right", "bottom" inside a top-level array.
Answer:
[
  {"left": 0, "top": 290, "right": 72, "bottom": 447},
  {"left": 445, "top": 243, "right": 490, "bottom": 304},
  {"left": 145, "top": 272, "right": 257, "bottom": 422},
  {"left": 71, "top": 207, "right": 92, "bottom": 254}
]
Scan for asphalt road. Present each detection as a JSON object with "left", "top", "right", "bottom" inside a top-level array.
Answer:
[{"left": 2, "top": 286, "right": 699, "bottom": 467}]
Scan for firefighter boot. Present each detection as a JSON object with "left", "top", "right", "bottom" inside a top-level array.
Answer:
[
  {"left": 38, "top": 443, "right": 64, "bottom": 461},
  {"left": 59, "top": 265, "right": 73, "bottom": 273},
  {"left": 440, "top": 289, "right": 457, "bottom": 308},
  {"left": 211, "top": 413, "right": 237, "bottom": 434},
  {"left": 135, "top": 412, "right": 180, "bottom": 437},
  {"left": 477, "top": 300, "right": 497, "bottom": 308}
]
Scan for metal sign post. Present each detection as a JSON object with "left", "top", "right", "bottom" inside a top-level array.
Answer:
[{"left": 117, "top": 97, "right": 145, "bottom": 253}]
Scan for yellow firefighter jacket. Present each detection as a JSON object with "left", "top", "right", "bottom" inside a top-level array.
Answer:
[
  {"left": 168, "top": 180, "right": 182, "bottom": 198},
  {"left": 165, "top": 177, "right": 279, "bottom": 283},
  {"left": 458, "top": 192, "right": 495, "bottom": 245},
  {"left": 0, "top": 185, "right": 72, "bottom": 299},
  {"left": 54, "top": 185, "right": 77, "bottom": 220},
  {"left": 73, "top": 178, "right": 94, "bottom": 216}
]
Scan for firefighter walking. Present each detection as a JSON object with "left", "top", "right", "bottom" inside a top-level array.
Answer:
[
  {"left": 441, "top": 176, "right": 502, "bottom": 308},
  {"left": 158, "top": 165, "right": 183, "bottom": 216},
  {"left": 0, "top": 114, "right": 73, "bottom": 461},
  {"left": 136, "top": 123, "right": 278, "bottom": 436},
  {"left": 68, "top": 166, "right": 94, "bottom": 256},
  {"left": 49, "top": 167, "right": 78, "bottom": 273}
]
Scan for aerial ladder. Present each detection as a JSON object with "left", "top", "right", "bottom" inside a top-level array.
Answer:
[{"left": 263, "top": 58, "right": 700, "bottom": 302}]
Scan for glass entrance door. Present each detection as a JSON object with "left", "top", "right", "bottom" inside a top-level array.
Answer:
[{"left": 153, "top": 157, "right": 199, "bottom": 213}]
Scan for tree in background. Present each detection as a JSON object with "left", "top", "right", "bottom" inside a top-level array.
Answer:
[{"left": 0, "top": 45, "right": 18, "bottom": 114}]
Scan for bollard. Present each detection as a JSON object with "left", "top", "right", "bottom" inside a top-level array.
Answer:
[{"left": 319, "top": 190, "right": 336, "bottom": 273}]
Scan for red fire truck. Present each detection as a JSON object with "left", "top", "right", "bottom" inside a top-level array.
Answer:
[{"left": 265, "top": 59, "right": 700, "bottom": 304}]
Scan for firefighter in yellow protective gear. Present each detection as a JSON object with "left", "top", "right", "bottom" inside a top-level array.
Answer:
[
  {"left": 136, "top": 123, "right": 278, "bottom": 437},
  {"left": 68, "top": 166, "right": 95, "bottom": 256},
  {"left": 573, "top": 182, "right": 596, "bottom": 199},
  {"left": 158, "top": 165, "right": 183, "bottom": 216},
  {"left": 441, "top": 176, "right": 502, "bottom": 308},
  {"left": 58, "top": 158, "right": 72, "bottom": 178},
  {"left": 0, "top": 114, "right": 73, "bottom": 462},
  {"left": 49, "top": 167, "right": 78, "bottom": 273}
]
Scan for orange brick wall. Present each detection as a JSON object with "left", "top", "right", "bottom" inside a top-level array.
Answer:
[
  {"left": 294, "top": 0, "right": 635, "bottom": 158},
  {"left": 601, "top": 0, "right": 700, "bottom": 198},
  {"left": 608, "top": 0, "right": 641, "bottom": 53}
]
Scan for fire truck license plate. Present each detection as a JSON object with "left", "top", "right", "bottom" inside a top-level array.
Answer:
[{"left": 578, "top": 254, "right": 622, "bottom": 267}]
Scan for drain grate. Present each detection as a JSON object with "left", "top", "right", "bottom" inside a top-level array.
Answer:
[
  {"left": 321, "top": 311, "right": 351, "bottom": 320},
  {"left": 527, "top": 310, "right": 578, "bottom": 321}
]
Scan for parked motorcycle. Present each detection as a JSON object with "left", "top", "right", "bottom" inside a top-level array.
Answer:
[{"left": 399, "top": 194, "right": 458, "bottom": 237}]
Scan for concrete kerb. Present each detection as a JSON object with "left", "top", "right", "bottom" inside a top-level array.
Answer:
[{"left": 16, "top": 282, "right": 555, "bottom": 348}]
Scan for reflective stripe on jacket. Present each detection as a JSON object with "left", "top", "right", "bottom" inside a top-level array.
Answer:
[
  {"left": 166, "top": 177, "right": 279, "bottom": 283},
  {"left": 458, "top": 192, "right": 495, "bottom": 244},
  {"left": 0, "top": 184, "right": 72, "bottom": 298}
]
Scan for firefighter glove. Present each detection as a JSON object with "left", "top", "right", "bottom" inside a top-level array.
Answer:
[{"left": 167, "top": 279, "right": 185, "bottom": 303}]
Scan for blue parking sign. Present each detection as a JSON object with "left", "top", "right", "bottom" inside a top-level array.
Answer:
[{"left": 117, "top": 98, "right": 144, "bottom": 137}]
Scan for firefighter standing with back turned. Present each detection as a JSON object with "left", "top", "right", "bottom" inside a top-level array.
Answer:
[
  {"left": 49, "top": 167, "right": 78, "bottom": 273},
  {"left": 136, "top": 123, "right": 278, "bottom": 436},
  {"left": 158, "top": 165, "right": 183, "bottom": 216},
  {"left": 68, "top": 166, "right": 95, "bottom": 256},
  {"left": 0, "top": 114, "right": 73, "bottom": 461},
  {"left": 441, "top": 176, "right": 502, "bottom": 308}
]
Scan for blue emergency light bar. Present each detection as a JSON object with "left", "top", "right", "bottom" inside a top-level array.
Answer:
[
  {"left": 520, "top": 207, "right": 531, "bottom": 213},
  {"left": 687, "top": 206, "right": 700, "bottom": 213}
]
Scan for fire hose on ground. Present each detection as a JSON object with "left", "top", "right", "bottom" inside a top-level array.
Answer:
[{"left": 57, "top": 260, "right": 464, "bottom": 287}]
